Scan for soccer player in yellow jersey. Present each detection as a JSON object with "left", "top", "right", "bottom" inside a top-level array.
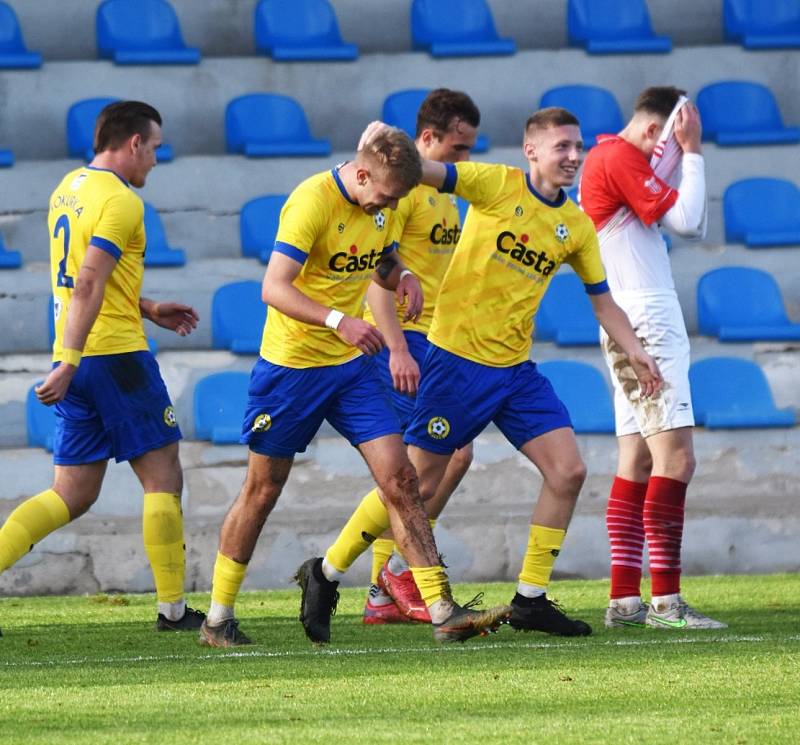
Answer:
[
  {"left": 199, "top": 127, "right": 510, "bottom": 648},
  {"left": 0, "top": 101, "right": 204, "bottom": 636},
  {"left": 359, "top": 89, "right": 481, "bottom": 625},
  {"left": 343, "top": 108, "right": 664, "bottom": 636}
]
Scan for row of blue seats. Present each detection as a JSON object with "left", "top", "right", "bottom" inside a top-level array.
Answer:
[
  {"left": 1, "top": 80, "right": 797, "bottom": 169},
  {"left": 25, "top": 355, "right": 796, "bottom": 453},
  {"left": 3, "top": 0, "right": 799, "bottom": 70},
  {"left": 2, "top": 173, "right": 798, "bottom": 270}
]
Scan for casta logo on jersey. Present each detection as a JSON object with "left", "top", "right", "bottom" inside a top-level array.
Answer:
[
  {"left": 496, "top": 231, "right": 556, "bottom": 274},
  {"left": 429, "top": 218, "right": 460, "bottom": 246},
  {"left": 328, "top": 244, "right": 386, "bottom": 273}
]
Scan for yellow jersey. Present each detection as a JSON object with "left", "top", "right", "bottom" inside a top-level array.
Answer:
[
  {"left": 260, "top": 167, "right": 399, "bottom": 368},
  {"left": 429, "top": 162, "right": 608, "bottom": 367},
  {"left": 363, "top": 184, "right": 461, "bottom": 335},
  {"left": 49, "top": 166, "right": 148, "bottom": 361}
]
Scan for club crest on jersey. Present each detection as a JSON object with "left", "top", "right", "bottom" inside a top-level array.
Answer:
[
  {"left": 515, "top": 206, "right": 524, "bottom": 217},
  {"left": 427, "top": 416, "right": 450, "bottom": 440},
  {"left": 373, "top": 211, "right": 386, "bottom": 230},
  {"left": 644, "top": 176, "right": 662, "bottom": 194},
  {"left": 337, "top": 223, "right": 345, "bottom": 233},
  {"left": 252, "top": 413, "right": 272, "bottom": 432},
  {"left": 163, "top": 406, "right": 177, "bottom": 427},
  {"left": 554, "top": 223, "right": 569, "bottom": 243},
  {"left": 428, "top": 195, "right": 436, "bottom": 207}
]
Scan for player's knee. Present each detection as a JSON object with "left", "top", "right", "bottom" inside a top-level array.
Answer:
[
  {"left": 380, "top": 463, "right": 420, "bottom": 507},
  {"left": 242, "top": 470, "right": 287, "bottom": 516},
  {"left": 552, "top": 458, "right": 587, "bottom": 497}
]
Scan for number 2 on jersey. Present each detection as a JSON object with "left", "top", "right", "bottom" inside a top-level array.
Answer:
[{"left": 54, "top": 214, "right": 74, "bottom": 288}]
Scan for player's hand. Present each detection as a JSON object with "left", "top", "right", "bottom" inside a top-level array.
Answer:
[
  {"left": 148, "top": 302, "right": 199, "bottom": 336},
  {"left": 397, "top": 273, "right": 423, "bottom": 323},
  {"left": 336, "top": 316, "right": 385, "bottom": 356},
  {"left": 358, "top": 121, "right": 393, "bottom": 151},
  {"left": 674, "top": 103, "right": 702, "bottom": 154},
  {"left": 389, "top": 347, "right": 420, "bottom": 395},
  {"left": 630, "top": 350, "right": 663, "bottom": 399},
  {"left": 35, "top": 363, "right": 77, "bottom": 406}
]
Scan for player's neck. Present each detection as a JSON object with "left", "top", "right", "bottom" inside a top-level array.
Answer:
[
  {"left": 526, "top": 170, "right": 562, "bottom": 203},
  {"left": 336, "top": 161, "right": 360, "bottom": 202},
  {"left": 618, "top": 123, "right": 648, "bottom": 156},
  {"left": 90, "top": 153, "right": 130, "bottom": 184}
]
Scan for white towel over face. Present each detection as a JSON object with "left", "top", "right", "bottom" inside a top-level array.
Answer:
[{"left": 650, "top": 95, "right": 689, "bottom": 187}]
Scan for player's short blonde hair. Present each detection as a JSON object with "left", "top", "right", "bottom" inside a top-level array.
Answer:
[
  {"left": 524, "top": 107, "right": 580, "bottom": 138},
  {"left": 359, "top": 128, "right": 422, "bottom": 192}
]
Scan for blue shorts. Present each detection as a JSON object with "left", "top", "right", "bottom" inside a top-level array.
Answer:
[
  {"left": 53, "top": 351, "right": 181, "bottom": 465},
  {"left": 241, "top": 355, "right": 401, "bottom": 458},
  {"left": 374, "top": 330, "right": 429, "bottom": 431},
  {"left": 404, "top": 345, "right": 572, "bottom": 455}
]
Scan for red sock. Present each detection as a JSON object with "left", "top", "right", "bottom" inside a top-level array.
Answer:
[
  {"left": 607, "top": 477, "right": 647, "bottom": 599},
  {"left": 644, "top": 476, "right": 687, "bottom": 597}
]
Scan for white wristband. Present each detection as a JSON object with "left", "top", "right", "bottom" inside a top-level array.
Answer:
[
  {"left": 325, "top": 309, "right": 345, "bottom": 330},
  {"left": 399, "top": 269, "right": 414, "bottom": 281}
]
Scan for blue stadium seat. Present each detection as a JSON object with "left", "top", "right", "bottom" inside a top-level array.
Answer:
[
  {"left": 212, "top": 280, "right": 267, "bottom": 354},
  {"left": 0, "top": 2, "right": 42, "bottom": 68},
  {"left": 382, "top": 89, "right": 490, "bottom": 153},
  {"left": 67, "top": 97, "right": 174, "bottom": 162},
  {"left": 723, "top": 0, "right": 800, "bottom": 49},
  {"left": 723, "top": 178, "right": 800, "bottom": 247},
  {"left": 26, "top": 383, "right": 56, "bottom": 451},
  {"left": 696, "top": 81, "right": 800, "bottom": 146},
  {"left": 193, "top": 371, "right": 250, "bottom": 444},
  {"left": 537, "top": 360, "right": 615, "bottom": 433},
  {"left": 0, "top": 231, "right": 21, "bottom": 268},
  {"left": 254, "top": 0, "right": 358, "bottom": 61},
  {"left": 96, "top": 0, "right": 200, "bottom": 65},
  {"left": 143, "top": 203, "right": 186, "bottom": 267},
  {"left": 539, "top": 85, "right": 624, "bottom": 148},
  {"left": 535, "top": 273, "right": 600, "bottom": 346},
  {"left": 411, "top": 0, "right": 516, "bottom": 58},
  {"left": 697, "top": 267, "right": 800, "bottom": 342},
  {"left": 567, "top": 0, "right": 671, "bottom": 54},
  {"left": 0, "top": 148, "right": 12, "bottom": 167},
  {"left": 240, "top": 194, "right": 287, "bottom": 263},
  {"left": 689, "top": 357, "right": 795, "bottom": 429},
  {"left": 225, "top": 94, "right": 331, "bottom": 158}
]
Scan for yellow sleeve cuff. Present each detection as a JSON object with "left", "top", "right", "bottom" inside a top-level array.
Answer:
[{"left": 60, "top": 348, "right": 82, "bottom": 367}]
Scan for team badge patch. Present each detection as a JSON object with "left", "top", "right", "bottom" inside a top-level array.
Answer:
[
  {"left": 163, "top": 405, "right": 177, "bottom": 427},
  {"left": 373, "top": 211, "right": 386, "bottom": 230},
  {"left": 427, "top": 416, "right": 450, "bottom": 440},
  {"left": 252, "top": 413, "right": 272, "bottom": 432},
  {"left": 555, "top": 223, "right": 569, "bottom": 242},
  {"left": 515, "top": 206, "right": 524, "bottom": 217}
]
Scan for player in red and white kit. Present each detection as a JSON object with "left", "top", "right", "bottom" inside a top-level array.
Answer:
[{"left": 580, "top": 86, "right": 726, "bottom": 630}]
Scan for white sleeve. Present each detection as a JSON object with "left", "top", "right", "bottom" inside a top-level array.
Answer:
[{"left": 660, "top": 153, "right": 707, "bottom": 239}]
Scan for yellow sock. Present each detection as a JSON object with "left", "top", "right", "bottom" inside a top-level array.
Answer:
[
  {"left": 0, "top": 489, "right": 70, "bottom": 572},
  {"left": 324, "top": 488, "right": 390, "bottom": 574},
  {"left": 210, "top": 551, "right": 248, "bottom": 608},
  {"left": 518, "top": 525, "right": 566, "bottom": 588},
  {"left": 370, "top": 537, "right": 394, "bottom": 585},
  {"left": 142, "top": 492, "right": 185, "bottom": 603},
  {"left": 410, "top": 565, "right": 451, "bottom": 607}
]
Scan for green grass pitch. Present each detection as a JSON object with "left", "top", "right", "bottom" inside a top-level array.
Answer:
[{"left": 1, "top": 573, "right": 798, "bottom": 744}]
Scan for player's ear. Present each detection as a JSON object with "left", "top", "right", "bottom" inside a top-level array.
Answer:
[
  {"left": 129, "top": 132, "right": 142, "bottom": 153},
  {"left": 523, "top": 138, "right": 536, "bottom": 161},
  {"left": 355, "top": 166, "right": 370, "bottom": 186}
]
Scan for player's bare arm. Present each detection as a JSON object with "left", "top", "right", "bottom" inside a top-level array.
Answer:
[
  {"left": 140, "top": 298, "right": 199, "bottom": 336},
  {"left": 589, "top": 292, "right": 663, "bottom": 398},
  {"left": 263, "top": 251, "right": 385, "bottom": 356},
  {"left": 372, "top": 252, "right": 424, "bottom": 323},
  {"left": 36, "top": 245, "right": 117, "bottom": 406},
  {"left": 366, "top": 281, "right": 420, "bottom": 395}
]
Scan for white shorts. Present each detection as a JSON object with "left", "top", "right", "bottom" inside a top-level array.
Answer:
[{"left": 600, "top": 289, "right": 694, "bottom": 438}]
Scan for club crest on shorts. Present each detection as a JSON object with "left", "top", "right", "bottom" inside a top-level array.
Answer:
[
  {"left": 427, "top": 416, "right": 450, "bottom": 440},
  {"left": 252, "top": 413, "right": 272, "bottom": 432},
  {"left": 373, "top": 211, "right": 386, "bottom": 230},
  {"left": 163, "top": 405, "right": 177, "bottom": 427},
  {"left": 554, "top": 223, "right": 569, "bottom": 243}
]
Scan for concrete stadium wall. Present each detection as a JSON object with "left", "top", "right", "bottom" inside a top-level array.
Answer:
[
  {"left": 13, "top": 1, "right": 723, "bottom": 61},
  {"left": 0, "top": 427, "right": 797, "bottom": 597}
]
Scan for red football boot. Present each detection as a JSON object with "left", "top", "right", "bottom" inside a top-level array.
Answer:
[{"left": 377, "top": 563, "right": 432, "bottom": 623}]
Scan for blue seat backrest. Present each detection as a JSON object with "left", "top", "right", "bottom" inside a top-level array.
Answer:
[
  {"left": 254, "top": 0, "right": 344, "bottom": 50},
  {"left": 537, "top": 360, "right": 614, "bottom": 433},
  {"left": 697, "top": 81, "right": 786, "bottom": 136},
  {"left": 535, "top": 273, "right": 599, "bottom": 345},
  {"left": 412, "top": 0, "right": 502, "bottom": 45},
  {"left": 193, "top": 371, "right": 250, "bottom": 441},
  {"left": 143, "top": 202, "right": 169, "bottom": 252},
  {"left": 568, "top": 0, "right": 657, "bottom": 42},
  {"left": 97, "top": 0, "right": 186, "bottom": 55},
  {"left": 724, "top": 178, "right": 800, "bottom": 237},
  {"left": 382, "top": 89, "right": 430, "bottom": 138},
  {"left": 66, "top": 97, "right": 119, "bottom": 158},
  {"left": 539, "top": 85, "right": 623, "bottom": 146},
  {"left": 240, "top": 195, "right": 287, "bottom": 261},
  {"left": 697, "top": 267, "right": 790, "bottom": 335},
  {"left": 211, "top": 280, "right": 267, "bottom": 350},
  {"left": 724, "top": 0, "right": 800, "bottom": 40},
  {"left": 226, "top": 94, "right": 314, "bottom": 150},
  {"left": 0, "top": 1, "right": 27, "bottom": 52}
]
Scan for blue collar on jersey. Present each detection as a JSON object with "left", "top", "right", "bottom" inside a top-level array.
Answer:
[
  {"left": 331, "top": 164, "right": 357, "bottom": 205},
  {"left": 85, "top": 165, "right": 129, "bottom": 187},
  {"left": 526, "top": 174, "right": 566, "bottom": 208}
]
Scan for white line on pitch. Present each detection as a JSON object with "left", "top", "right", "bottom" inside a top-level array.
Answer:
[{"left": 2, "top": 633, "right": 798, "bottom": 669}]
